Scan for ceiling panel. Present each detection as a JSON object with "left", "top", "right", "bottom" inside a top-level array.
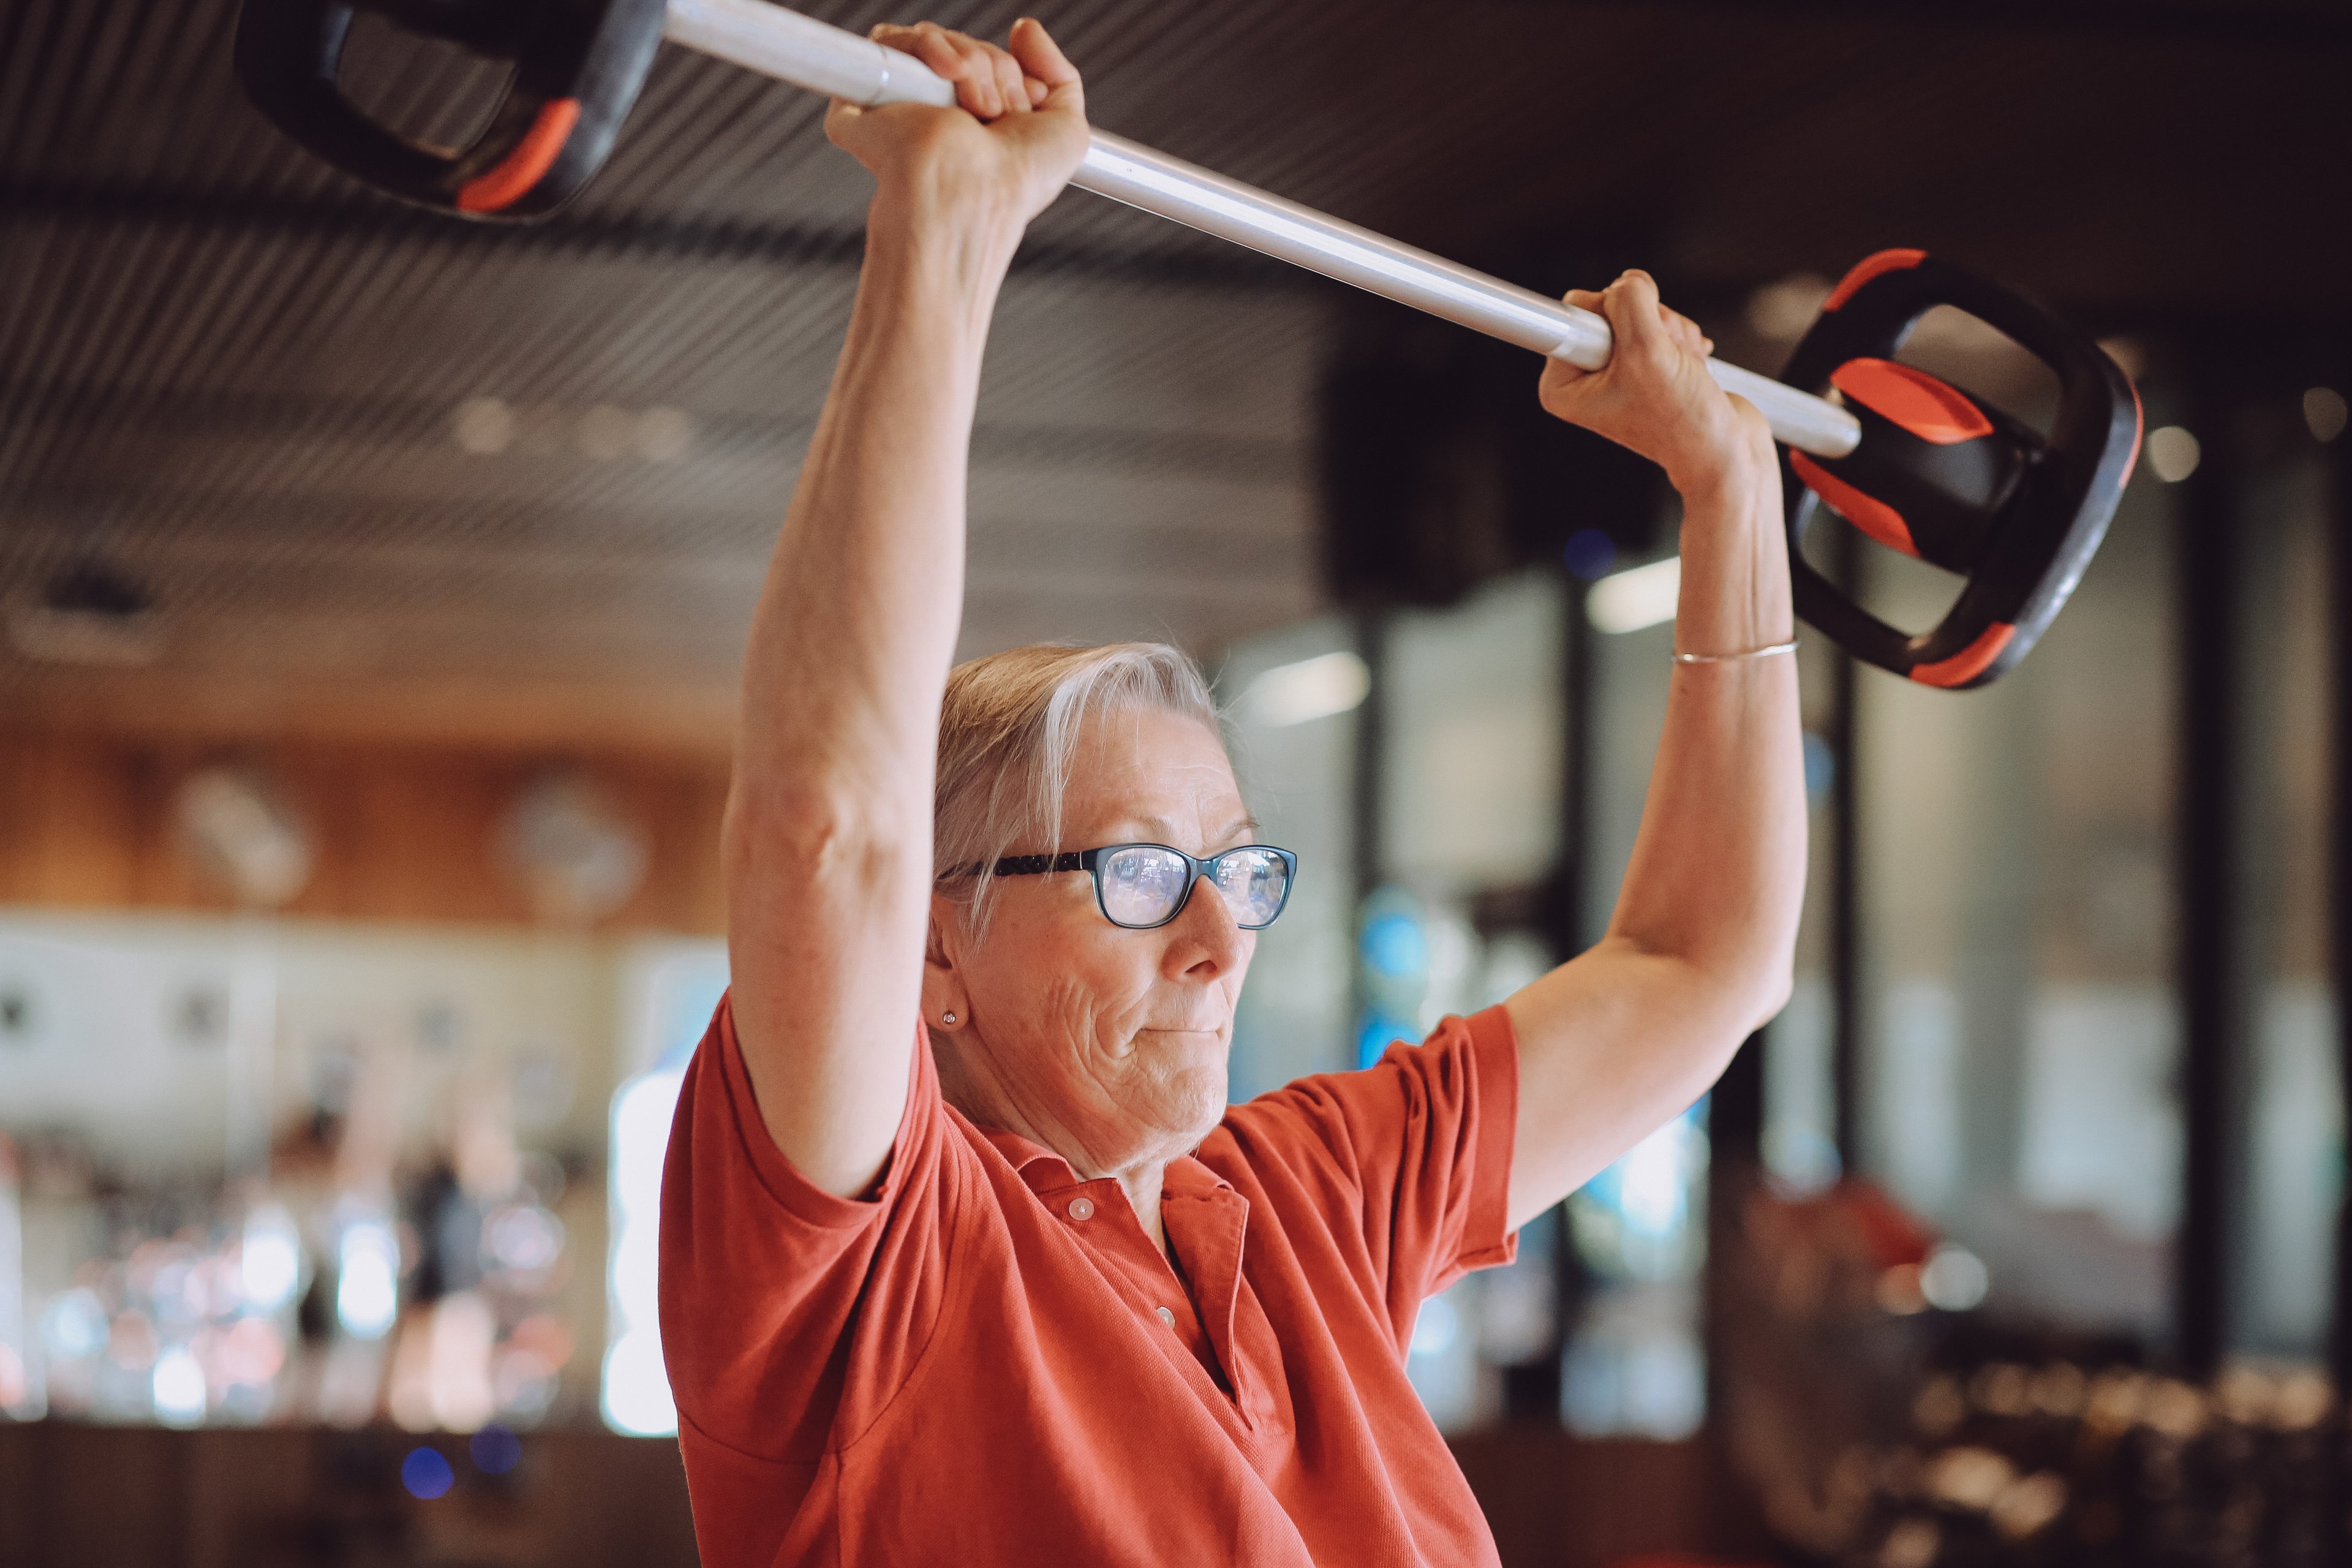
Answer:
[{"left": 2, "top": 0, "right": 2343, "bottom": 751}]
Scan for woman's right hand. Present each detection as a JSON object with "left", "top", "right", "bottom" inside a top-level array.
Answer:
[{"left": 826, "top": 18, "right": 1088, "bottom": 235}]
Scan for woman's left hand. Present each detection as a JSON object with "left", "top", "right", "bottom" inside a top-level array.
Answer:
[{"left": 1536, "top": 270, "right": 1773, "bottom": 497}]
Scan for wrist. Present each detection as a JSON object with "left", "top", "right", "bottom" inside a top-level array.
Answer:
[
  {"left": 1668, "top": 435, "right": 1777, "bottom": 513},
  {"left": 853, "top": 197, "right": 1027, "bottom": 355},
  {"left": 867, "top": 184, "right": 1028, "bottom": 271}
]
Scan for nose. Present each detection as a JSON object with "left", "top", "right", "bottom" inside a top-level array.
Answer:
[{"left": 1163, "top": 872, "right": 1248, "bottom": 979}]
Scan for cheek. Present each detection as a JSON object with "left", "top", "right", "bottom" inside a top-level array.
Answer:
[
  {"left": 1057, "top": 932, "right": 1166, "bottom": 1035},
  {"left": 975, "top": 904, "right": 1152, "bottom": 1027}
]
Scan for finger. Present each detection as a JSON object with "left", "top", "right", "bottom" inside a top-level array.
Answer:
[
  {"left": 943, "top": 29, "right": 1005, "bottom": 117},
  {"left": 983, "top": 41, "right": 1030, "bottom": 116},
  {"left": 1562, "top": 287, "right": 1604, "bottom": 314},
  {"left": 1659, "top": 304, "right": 1704, "bottom": 358},
  {"left": 902, "top": 23, "right": 998, "bottom": 118},
  {"left": 1009, "top": 16, "right": 1084, "bottom": 108},
  {"left": 1539, "top": 356, "right": 1589, "bottom": 396},
  {"left": 1604, "top": 270, "right": 1667, "bottom": 361},
  {"left": 875, "top": 23, "right": 984, "bottom": 113},
  {"left": 823, "top": 96, "right": 863, "bottom": 148}
]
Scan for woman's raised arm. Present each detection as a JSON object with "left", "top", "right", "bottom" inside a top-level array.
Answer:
[
  {"left": 722, "top": 21, "right": 1088, "bottom": 1200},
  {"left": 1501, "top": 271, "right": 1809, "bottom": 1229}
]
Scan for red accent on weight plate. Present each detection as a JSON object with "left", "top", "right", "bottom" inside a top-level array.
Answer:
[
  {"left": 1830, "top": 358, "right": 1995, "bottom": 445},
  {"left": 1791, "top": 453, "right": 1918, "bottom": 557},
  {"left": 457, "top": 99, "right": 580, "bottom": 213},
  {"left": 2120, "top": 374, "right": 2146, "bottom": 485},
  {"left": 1910, "top": 622, "right": 2016, "bottom": 688},
  {"left": 1823, "top": 248, "right": 1928, "bottom": 311}
]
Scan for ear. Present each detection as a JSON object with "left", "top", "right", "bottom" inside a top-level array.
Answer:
[{"left": 921, "top": 892, "right": 973, "bottom": 1033}]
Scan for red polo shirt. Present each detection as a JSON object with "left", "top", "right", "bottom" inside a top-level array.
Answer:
[{"left": 659, "top": 995, "right": 1520, "bottom": 1566}]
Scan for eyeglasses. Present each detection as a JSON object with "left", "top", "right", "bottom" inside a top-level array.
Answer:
[{"left": 978, "top": 843, "right": 1297, "bottom": 930}]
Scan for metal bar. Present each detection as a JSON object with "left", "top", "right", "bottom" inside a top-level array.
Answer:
[{"left": 660, "top": 0, "right": 1864, "bottom": 459}]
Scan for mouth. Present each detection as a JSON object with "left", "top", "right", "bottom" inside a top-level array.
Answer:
[{"left": 1129, "top": 1025, "right": 1229, "bottom": 1048}]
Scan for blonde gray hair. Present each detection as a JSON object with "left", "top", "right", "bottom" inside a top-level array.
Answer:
[{"left": 935, "top": 642, "right": 1223, "bottom": 933}]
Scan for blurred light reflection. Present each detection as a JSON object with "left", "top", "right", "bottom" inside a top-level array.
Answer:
[
  {"left": 336, "top": 1221, "right": 401, "bottom": 1341},
  {"left": 151, "top": 1344, "right": 206, "bottom": 1426}
]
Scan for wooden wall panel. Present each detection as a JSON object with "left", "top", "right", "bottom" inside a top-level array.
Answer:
[{"left": 0, "top": 731, "right": 730, "bottom": 935}]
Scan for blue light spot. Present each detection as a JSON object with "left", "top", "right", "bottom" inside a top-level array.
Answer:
[
  {"left": 1356, "top": 1012, "right": 1416, "bottom": 1070},
  {"left": 402, "top": 1447, "right": 455, "bottom": 1500},
  {"left": 1361, "top": 913, "right": 1427, "bottom": 979},
  {"left": 1562, "top": 529, "right": 1618, "bottom": 580},
  {"left": 470, "top": 1424, "right": 523, "bottom": 1475},
  {"left": 1801, "top": 731, "right": 1836, "bottom": 802}
]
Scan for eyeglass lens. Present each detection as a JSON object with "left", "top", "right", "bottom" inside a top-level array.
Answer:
[{"left": 1098, "top": 846, "right": 1289, "bottom": 929}]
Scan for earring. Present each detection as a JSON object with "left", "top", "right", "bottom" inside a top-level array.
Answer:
[{"left": 941, "top": 1012, "right": 957, "bottom": 1025}]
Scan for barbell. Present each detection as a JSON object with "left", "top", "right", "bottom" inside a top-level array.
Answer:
[{"left": 233, "top": 0, "right": 2144, "bottom": 688}]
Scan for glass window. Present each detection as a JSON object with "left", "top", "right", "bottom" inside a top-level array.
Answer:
[
  {"left": 1365, "top": 572, "right": 1573, "bottom": 1431},
  {"left": 1765, "top": 636, "right": 1845, "bottom": 1197},
  {"left": 1850, "top": 424, "right": 2181, "bottom": 1340},
  {"left": 1381, "top": 573, "right": 1565, "bottom": 893},
  {"left": 1570, "top": 543, "right": 1709, "bottom": 1439},
  {"left": 2238, "top": 452, "right": 2340, "bottom": 1358},
  {"left": 1221, "top": 617, "right": 1366, "bottom": 1100}
]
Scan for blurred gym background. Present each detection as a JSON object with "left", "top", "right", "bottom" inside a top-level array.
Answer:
[{"left": 1, "top": 0, "right": 2347, "bottom": 1563}]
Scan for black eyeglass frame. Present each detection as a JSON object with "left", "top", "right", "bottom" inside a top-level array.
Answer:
[{"left": 974, "top": 843, "right": 1299, "bottom": 931}]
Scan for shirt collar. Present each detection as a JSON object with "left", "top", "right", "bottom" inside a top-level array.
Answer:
[
  {"left": 973, "top": 1123, "right": 1234, "bottom": 1199},
  {"left": 976, "top": 1123, "right": 1075, "bottom": 1190}
]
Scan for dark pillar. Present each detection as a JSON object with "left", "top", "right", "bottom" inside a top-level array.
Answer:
[
  {"left": 2175, "top": 355, "right": 2250, "bottom": 1378},
  {"left": 1828, "top": 525, "right": 1866, "bottom": 1172},
  {"left": 1348, "top": 605, "right": 1389, "bottom": 1045},
  {"left": 2326, "top": 363, "right": 2352, "bottom": 1389}
]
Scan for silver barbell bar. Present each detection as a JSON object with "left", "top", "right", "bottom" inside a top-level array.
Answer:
[{"left": 661, "top": 0, "right": 1864, "bottom": 460}]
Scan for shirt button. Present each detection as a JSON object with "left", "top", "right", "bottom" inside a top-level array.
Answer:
[
  {"left": 1068, "top": 1197, "right": 1095, "bottom": 1221},
  {"left": 1156, "top": 1306, "right": 1175, "bottom": 1327}
]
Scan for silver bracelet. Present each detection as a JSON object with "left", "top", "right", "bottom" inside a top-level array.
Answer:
[{"left": 1672, "top": 638, "right": 1798, "bottom": 665}]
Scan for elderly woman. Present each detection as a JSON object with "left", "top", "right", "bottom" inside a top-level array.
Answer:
[{"left": 660, "top": 18, "right": 1803, "bottom": 1566}]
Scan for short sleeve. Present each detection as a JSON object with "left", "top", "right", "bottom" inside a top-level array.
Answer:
[
  {"left": 1216, "top": 1005, "right": 1518, "bottom": 1341},
  {"left": 657, "top": 994, "right": 959, "bottom": 1471}
]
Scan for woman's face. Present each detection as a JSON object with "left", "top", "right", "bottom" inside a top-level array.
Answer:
[{"left": 927, "top": 705, "right": 1257, "bottom": 1178}]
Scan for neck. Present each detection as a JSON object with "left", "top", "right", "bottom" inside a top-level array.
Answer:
[
  {"left": 1106, "top": 1158, "right": 1170, "bottom": 1256},
  {"left": 936, "top": 1042, "right": 1182, "bottom": 1259}
]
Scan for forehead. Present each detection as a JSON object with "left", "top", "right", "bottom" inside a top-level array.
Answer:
[{"left": 1057, "top": 706, "right": 1245, "bottom": 838}]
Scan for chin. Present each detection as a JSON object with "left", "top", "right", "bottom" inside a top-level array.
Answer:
[
  {"left": 1114, "top": 1028, "right": 1231, "bottom": 1143},
  {"left": 1153, "top": 1063, "right": 1230, "bottom": 1142}
]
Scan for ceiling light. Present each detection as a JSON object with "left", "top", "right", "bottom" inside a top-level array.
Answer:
[
  {"left": 501, "top": 771, "right": 649, "bottom": 925},
  {"left": 636, "top": 407, "right": 694, "bottom": 463},
  {"left": 1588, "top": 556, "right": 1681, "bottom": 634},
  {"left": 453, "top": 396, "right": 516, "bottom": 455},
  {"left": 1241, "top": 650, "right": 1369, "bottom": 728},
  {"left": 176, "top": 764, "right": 314, "bottom": 908},
  {"left": 2305, "top": 387, "right": 2348, "bottom": 443},
  {"left": 2146, "top": 425, "right": 2201, "bottom": 483}
]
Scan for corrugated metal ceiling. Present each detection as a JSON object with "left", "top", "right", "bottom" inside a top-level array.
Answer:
[{"left": 1, "top": 0, "right": 2344, "bottom": 750}]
